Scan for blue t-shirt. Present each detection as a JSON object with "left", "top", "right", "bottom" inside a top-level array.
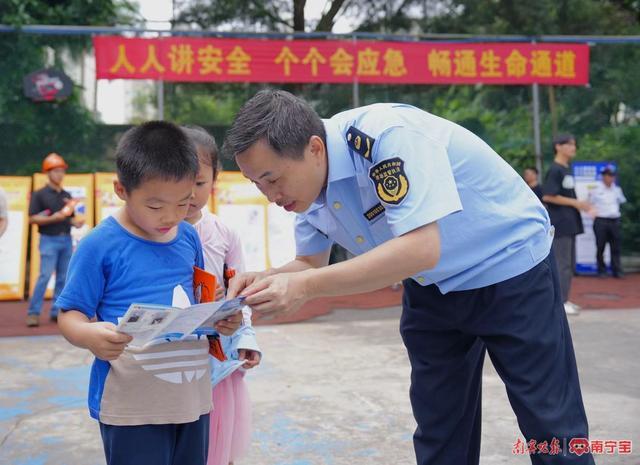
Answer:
[{"left": 56, "top": 216, "right": 204, "bottom": 420}]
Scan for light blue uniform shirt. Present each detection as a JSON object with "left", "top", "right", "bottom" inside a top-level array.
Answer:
[{"left": 295, "top": 104, "right": 553, "bottom": 294}]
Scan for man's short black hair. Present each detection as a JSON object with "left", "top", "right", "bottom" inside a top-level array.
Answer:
[
  {"left": 524, "top": 166, "right": 539, "bottom": 174},
  {"left": 552, "top": 133, "right": 577, "bottom": 153},
  {"left": 222, "top": 89, "right": 326, "bottom": 160},
  {"left": 116, "top": 121, "right": 199, "bottom": 192}
]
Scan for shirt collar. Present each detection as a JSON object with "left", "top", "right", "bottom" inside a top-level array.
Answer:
[
  {"left": 324, "top": 118, "right": 356, "bottom": 183},
  {"left": 302, "top": 119, "right": 355, "bottom": 215}
]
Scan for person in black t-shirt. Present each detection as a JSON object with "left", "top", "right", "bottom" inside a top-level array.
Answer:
[
  {"left": 523, "top": 166, "right": 544, "bottom": 201},
  {"left": 26, "top": 153, "right": 85, "bottom": 327},
  {"left": 542, "top": 134, "right": 593, "bottom": 316}
]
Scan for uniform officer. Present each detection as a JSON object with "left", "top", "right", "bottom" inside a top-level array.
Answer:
[
  {"left": 589, "top": 165, "right": 627, "bottom": 277},
  {"left": 224, "top": 90, "right": 594, "bottom": 465}
]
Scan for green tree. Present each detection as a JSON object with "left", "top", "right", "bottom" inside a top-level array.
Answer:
[{"left": 0, "top": 0, "right": 137, "bottom": 175}]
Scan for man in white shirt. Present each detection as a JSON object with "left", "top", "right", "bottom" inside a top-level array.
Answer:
[{"left": 589, "top": 165, "right": 627, "bottom": 278}]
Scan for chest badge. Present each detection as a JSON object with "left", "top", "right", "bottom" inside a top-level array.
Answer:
[
  {"left": 346, "top": 126, "right": 374, "bottom": 161},
  {"left": 369, "top": 157, "right": 409, "bottom": 205}
]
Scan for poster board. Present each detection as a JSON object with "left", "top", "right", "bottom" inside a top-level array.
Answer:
[
  {"left": 0, "top": 176, "right": 32, "bottom": 300},
  {"left": 573, "top": 161, "right": 615, "bottom": 274},
  {"left": 212, "top": 171, "right": 296, "bottom": 271},
  {"left": 95, "top": 172, "right": 124, "bottom": 222},
  {"left": 29, "top": 173, "right": 95, "bottom": 297}
]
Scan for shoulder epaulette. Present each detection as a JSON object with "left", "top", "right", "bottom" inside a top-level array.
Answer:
[{"left": 346, "top": 126, "right": 375, "bottom": 162}]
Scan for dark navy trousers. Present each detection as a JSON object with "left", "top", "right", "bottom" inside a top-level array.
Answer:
[
  {"left": 400, "top": 255, "right": 595, "bottom": 465},
  {"left": 99, "top": 413, "right": 209, "bottom": 465}
]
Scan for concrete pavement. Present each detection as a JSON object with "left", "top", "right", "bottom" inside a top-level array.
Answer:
[{"left": 1, "top": 306, "right": 639, "bottom": 465}]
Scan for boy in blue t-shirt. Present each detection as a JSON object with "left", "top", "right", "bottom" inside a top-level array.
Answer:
[{"left": 57, "top": 121, "right": 242, "bottom": 465}]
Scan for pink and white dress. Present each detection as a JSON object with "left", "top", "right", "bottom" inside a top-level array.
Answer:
[{"left": 193, "top": 210, "right": 260, "bottom": 465}]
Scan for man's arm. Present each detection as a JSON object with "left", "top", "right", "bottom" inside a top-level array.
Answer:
[
  {"left": 0, "top": 217, "right": 7, "bottom": 238},
  {"left": 29, "top": 210, "right": 68, "bottom": 226},
  {"left": 542, "top": 194, "right": 590, "bottom": 210},
  {"left": 236, "top": 222, "right": 439, "bottom": 316},
  {"left": 617, "top": 187, "right": 627, "bottom": 205},
  {"left": 305, "top": 222, "right": 439, "bottom": 297}
]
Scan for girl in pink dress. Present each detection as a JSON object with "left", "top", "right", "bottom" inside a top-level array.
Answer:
[{"left": 183, "top": 126, "right": 262, "bottom": 465}]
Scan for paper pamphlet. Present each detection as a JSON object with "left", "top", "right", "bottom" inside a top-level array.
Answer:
[{"left": 116, "top": 293, "right": 246, "bottom": 348}]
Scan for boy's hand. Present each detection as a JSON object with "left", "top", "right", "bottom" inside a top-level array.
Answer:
[
  {"left": 214, "top": 284, "right": 225, "bottom": 301},
  {"left": 214, "top": 311, "right": 243, "bottom": 336},
  {"left": 85, "top": 322, "right": 133, "bottom": 361},
  {"left": 238, "top": 349, "right": 261, "bottom": 369}
]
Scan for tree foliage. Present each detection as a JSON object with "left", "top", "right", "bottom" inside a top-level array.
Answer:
[{"left": 0, "top": 0, "right": 136, "bottom": 173}]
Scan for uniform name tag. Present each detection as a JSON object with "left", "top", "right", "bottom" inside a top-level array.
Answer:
[{"left": 364, "top": 202, "right": 385, "bottom": 222}]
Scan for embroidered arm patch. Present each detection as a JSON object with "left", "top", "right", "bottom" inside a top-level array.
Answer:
[{"left": 369, "top": 157, "right": 409, "bottom": 205}]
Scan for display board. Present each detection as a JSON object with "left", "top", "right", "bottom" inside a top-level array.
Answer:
[
  {"left": 212, "top": 171, "right": 296, "bottom": 271},
  {"left": 0, "top": 176, "right": 32, "bottom": 300},
  {"left": 95, "top": 172, "right": 125, "bottom": 222}
]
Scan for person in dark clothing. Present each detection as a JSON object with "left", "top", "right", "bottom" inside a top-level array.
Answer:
[
  {"left": 542, "top": 135, "right": 593, "bottom": 315},
  {"left": 523, "top": 167, "right": 544, "bottom": 201},
  {"left": 26, "top": 153, "right": 84, "bottom": 327}
]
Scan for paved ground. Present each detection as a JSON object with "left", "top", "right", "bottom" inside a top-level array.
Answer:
[
  {"left": 2, "top": 274, "right": 640, "bottom": 337},
  {"left": 1, "top": 305, "right": 638, "bottom": 465}
]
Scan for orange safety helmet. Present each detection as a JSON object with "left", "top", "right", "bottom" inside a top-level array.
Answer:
[{"left": 42, "top": 153, "right": 68, "bottom": 172}]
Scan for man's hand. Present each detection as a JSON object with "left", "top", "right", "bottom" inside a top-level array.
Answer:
[
  {"left": 238, "top": 349, "right": 261, "bottom": 369},
  {"left": 226, "top": 271, "right": 269, "bottom": 300},
  {"left": 85, "top": 322, "right": 133, "bottom": 361},
  {"left": 214, "top": 311, "right": 243, "bottom": 336},
  {"left": 242, "top": 271, "right": 311, "bottom": 317}
]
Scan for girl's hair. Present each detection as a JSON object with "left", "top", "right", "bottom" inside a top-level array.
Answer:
[{"left": 182, "top": 125, "right": 221, "bottom": 181}]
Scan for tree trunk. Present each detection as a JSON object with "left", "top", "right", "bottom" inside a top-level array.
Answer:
[
  {"left": 547, "top": 85, "right": 558, "bottom": 137},
  {"left": 293, "top": 0, "right": 306, "bottom": 31}
]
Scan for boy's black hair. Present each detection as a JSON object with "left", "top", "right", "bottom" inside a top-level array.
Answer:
[
  {"left": 222, "top": 89, "right": 326, "bottom": 160},
  {"left": 552, "top": 133, "right": 577, "bottom": 153},
  {"left": 182, "top": 125, "right": 220, "bottom": 181},
  {"left": 116, "top": 121, "right": 199, "bottom": 192},
  {"left": 524, "top": 166, "right": 539, "bottom": 174}
]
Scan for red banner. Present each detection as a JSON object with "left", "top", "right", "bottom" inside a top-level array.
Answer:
[{"left": 94, "top": 36, "right": 589, "bottom": 85}]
